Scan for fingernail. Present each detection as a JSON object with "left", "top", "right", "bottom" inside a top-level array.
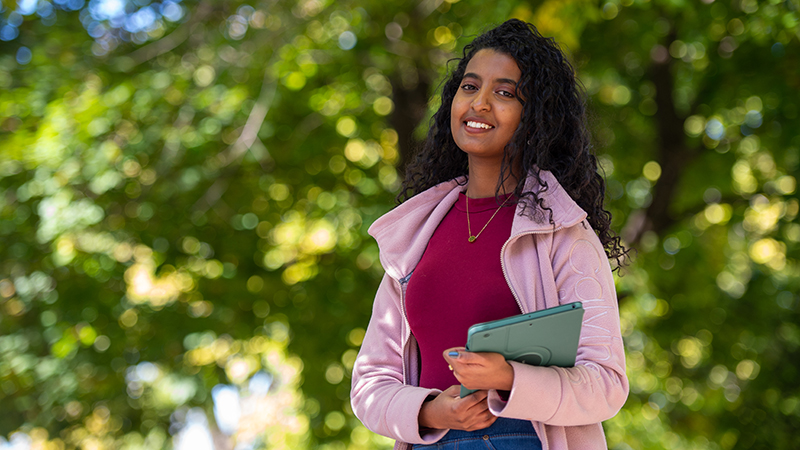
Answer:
[{"left": 448, "top": 351, "right": 459, "bottom": 357}]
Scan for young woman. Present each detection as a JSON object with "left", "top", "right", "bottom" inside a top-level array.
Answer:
[{"left": 350, "top": 19, "right": 629, "bottom": 450}]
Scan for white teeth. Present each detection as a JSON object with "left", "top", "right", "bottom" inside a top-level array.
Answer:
[{"left": 466, "top": 121, "right": 493, "bottom": 129}]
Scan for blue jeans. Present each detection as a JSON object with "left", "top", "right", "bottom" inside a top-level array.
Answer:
[{"left": 413, "top": 418, "right": 541, "bottom": 450}]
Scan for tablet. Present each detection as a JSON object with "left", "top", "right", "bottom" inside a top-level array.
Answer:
[{"left": 459, "top": 302, "right": 584, "bottom": 397}]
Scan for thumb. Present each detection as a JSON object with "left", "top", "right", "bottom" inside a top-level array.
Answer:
[
  {"left": 443, "top": 347, "right": 471, "bottom": 363},
  {"left": 442, "top": 385, "right": 461, "bottom": 397}
]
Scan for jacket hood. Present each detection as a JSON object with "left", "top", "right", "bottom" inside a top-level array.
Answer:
[{"left": 369, "top": 170, "right": 588, "bottom": 281}]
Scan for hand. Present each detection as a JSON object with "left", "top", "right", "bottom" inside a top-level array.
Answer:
[
  {"left": 418, "top": 385, "right": 497, "bottom": 431},
  {"left": 443, "top": 347, "right": 514, "bottom": 391}
]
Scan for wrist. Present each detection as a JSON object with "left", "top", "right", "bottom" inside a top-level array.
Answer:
[
  {"left": 499, "top": 361, "right": 515, "bottom": 391},
  {"left": 418, "top": 395, "right": 439, "bottom": 429}
]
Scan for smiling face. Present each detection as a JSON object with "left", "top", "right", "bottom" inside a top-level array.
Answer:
[{"left": 450, "top": 49, "right": 523, "bottom": 167}]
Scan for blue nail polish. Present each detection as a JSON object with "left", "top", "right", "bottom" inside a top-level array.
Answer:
[{"left": 448, "top": 351, "right": 459, "bottom": 357}]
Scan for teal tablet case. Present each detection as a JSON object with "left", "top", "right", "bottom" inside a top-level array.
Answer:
[{"left": 459, "top": 302, "right": 584, "bottom": 397}]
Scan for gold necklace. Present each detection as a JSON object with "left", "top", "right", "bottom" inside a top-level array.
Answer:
[{"left": 466, "top": 193, "right": 510, "bottom": 243}]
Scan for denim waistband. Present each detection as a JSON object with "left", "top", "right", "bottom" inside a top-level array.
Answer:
[{"left": 437, "top": 417, "right": 537, "bottom": 442}]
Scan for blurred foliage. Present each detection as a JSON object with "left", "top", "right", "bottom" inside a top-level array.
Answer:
[{"left": 0, "top": 0, "right": 799, "bottom": 449}]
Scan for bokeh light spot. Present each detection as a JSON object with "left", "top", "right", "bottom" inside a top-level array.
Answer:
[
  {"left": 373, "top": 96, "right": 394, "bottom": 116},
  {"left": 338, "top": 31, "right": 356, "bottom": 50},
  {"left": 642, "top": 161, "right": 662, "bottom": 181},
  {"left": 336, "top": 116, "right": 357, "bottom": 137},
  {"left": 16, "top": 46, "right": 32, "bottom": 65}
]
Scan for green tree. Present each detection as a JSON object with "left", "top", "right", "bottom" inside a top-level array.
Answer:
[
  {"left": 562, "top": 1, "right": 800, "bottom": 448},
  {"left": 1, "top": 0, "right": 798, "bottom": 449}
]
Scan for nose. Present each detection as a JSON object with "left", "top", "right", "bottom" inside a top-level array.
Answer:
[{"left": 471, "top": 87, "right": 491, "bottom": 112}]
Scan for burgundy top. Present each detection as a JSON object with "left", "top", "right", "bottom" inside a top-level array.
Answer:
[{"left": 405, "top": 192, "right": 521, "bottom": 391}]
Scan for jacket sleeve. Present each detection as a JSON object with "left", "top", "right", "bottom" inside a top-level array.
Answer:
[
  {"left": 487, "top": 222, "right": 629, "bottom": 425},
  {"left": 350, "top": 274, "right": 447, "bottom": 444}
]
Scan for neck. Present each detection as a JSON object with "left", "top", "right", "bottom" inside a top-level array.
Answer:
[{"left": 465, "top": 156, "right": 519, "bottom": 198}]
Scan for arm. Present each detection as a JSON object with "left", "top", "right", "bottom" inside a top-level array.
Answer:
[
  {"left": 486, "top": 222, "right": 629, "bottom": 425},
  {"left": 350, "top": 274, "right": 448, "bottom": 444}
]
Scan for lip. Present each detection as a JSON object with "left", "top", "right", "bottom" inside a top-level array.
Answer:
[{"left": 463, "top": 117, "right": 495, "bottom": 133}]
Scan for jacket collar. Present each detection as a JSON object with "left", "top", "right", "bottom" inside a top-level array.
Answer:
[{"left": 369, "top": 170, "right": 587, "bottom": 281}]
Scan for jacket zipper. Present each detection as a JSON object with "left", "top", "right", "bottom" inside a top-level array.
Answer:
[
  {"left": 499, "top": 227, "right": 562, "bottom": 450},
  {"left": 499, "top": 226, "right": 563, "bottom": 314},
  {"left": 395, "top": 275, "right": 411, "bottom": 385}
]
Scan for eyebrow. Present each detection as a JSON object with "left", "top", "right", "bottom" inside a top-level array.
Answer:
[{"left": 463, "top": 72, "right": 518, "bottom": 86}]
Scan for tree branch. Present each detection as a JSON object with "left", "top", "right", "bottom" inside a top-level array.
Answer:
[
  {"left": 218, "top": 75, "right": 277, "bottom": 168},
  {"left": 625, "top": 28, "right": 701, "bottom": 244},
  {"left": 193, "top": 64, "right": 278, "bottom": 214},
  {"left": 112, "top": 2, "right": 214, "bottom": 71}
]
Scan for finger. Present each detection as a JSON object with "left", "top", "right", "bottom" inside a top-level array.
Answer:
[
  {"left": 442, "top": 347, "right": 466, "bottom": 366},
  {"left": 455, "top": 351, "right": 484, "bottom": 363},
  {"left": 444, "top": 347, "right": 467, "bottom": 356},
  {"left": 452, "top": 369, "right": 472, "bottom": 388},
  {"left": 471, "top": 403, "right": 496, "bottom": 423},
  {"left": 467, "top": 394, "right": 495, "bottom": 417},
  {"left": 460, "top": 389, "right": 488, "bottom": 406},
  {"left": 448, "top": 354, "right": 491, "bottom": 374},
  {"left": 465, "top": 413, "right": 497, "bottom": 432},
  {"left": 462, "top": 351, "right": 505, "bottom": 366},
  {"left": 450, "top": 389, "right": 484, "bottom": 410},
  {"left": 446, "top": 347, "right": 482, "bottom": 362},
  {"left": 447, "top": 359, "right": 477, "bottom": 377},
  {"left": 475, "top": 351, "right": 506, "bottom": 366},
  {"left": 454, "top": 368, "right": 484, "bottom": 389},
  {"left": 481, "top": 414, "right": 498, "bottom": 429},
  {"left": 442, "top": 385, "right": 461, "bottom": 397}
]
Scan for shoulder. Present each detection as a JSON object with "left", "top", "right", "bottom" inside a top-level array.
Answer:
[
  {"left": 369, "top": 178, "right": 465, "bottom": 237},
  {"left": 368, "top": 177, "right": 465, "bottom": 280},
  {"left": 510, "top": 170, "right": 587, "bottom": 235}
]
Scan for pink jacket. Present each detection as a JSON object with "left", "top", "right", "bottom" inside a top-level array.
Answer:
[{"left": 350, "top": 171, "right": 628, "bottom": 450}]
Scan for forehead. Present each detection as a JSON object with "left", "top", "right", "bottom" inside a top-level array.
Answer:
[{"left": 464, "top": 49, "right": 521, "bottom": 80}]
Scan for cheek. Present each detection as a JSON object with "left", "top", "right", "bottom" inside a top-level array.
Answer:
[
  {"left": 450, "top": 95, "right": 465, "bottom": 117},
  {"left": 503, "top": 106, "right": 523, "bottom": 130},
  {"left": 450, "top": 100, "right": 464, "bottom": 128}
]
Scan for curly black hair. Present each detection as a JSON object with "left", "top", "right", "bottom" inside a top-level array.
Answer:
[{"left": 398, "top": 19, "right": 629, "bottom": 269}]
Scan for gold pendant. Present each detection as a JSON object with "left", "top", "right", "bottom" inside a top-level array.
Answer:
[{"left": 468, "top": 236, "right": 477, "bottom": 243}]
